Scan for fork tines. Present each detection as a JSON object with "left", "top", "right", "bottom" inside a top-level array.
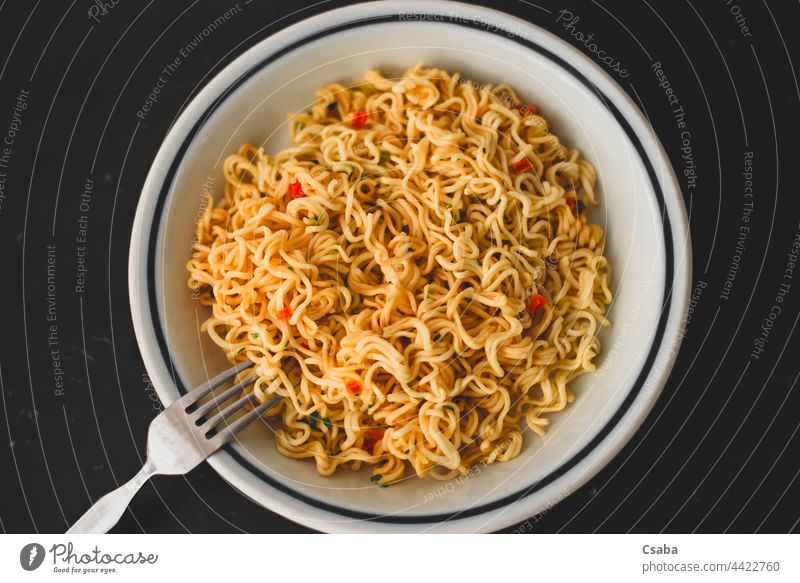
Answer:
[{"left": 175, "top": 361, "right": 278, "bottom": 442}]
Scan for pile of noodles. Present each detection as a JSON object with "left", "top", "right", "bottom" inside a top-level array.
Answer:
[{"left": 187, "top": 64, "right": 612, "bottom": 484}]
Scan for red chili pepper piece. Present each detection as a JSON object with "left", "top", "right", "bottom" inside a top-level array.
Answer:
[
  {"left": 511, "top": 157, "right": 532, "bottom": 173},
  {"left": 278, "top": 306, "right": 292, "bottom": 321},
  {"left": 351, "top": 110, "right": 368, "bottom": 129},
  {"left": 517, "top": 102, "right": 538, "bottom": 116},
  {"left": 364, "top": 428, "right": 384, "bottom": 453},
  {"left": 289, "top": 181, "right": 304, "bottom": 199},
  {"left": 527, "top": 293, "right": 547, "bottom": 313},
  {"left": 346, "top": 379, "right": 362, "bottom": 395}
]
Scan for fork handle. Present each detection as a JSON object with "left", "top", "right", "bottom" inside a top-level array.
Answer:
[{"left": 66, "top": 460, "right": 157, "bottom": 534}]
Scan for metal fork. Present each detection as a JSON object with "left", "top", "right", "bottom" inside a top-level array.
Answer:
[{"left": 66, "top": 361, "right": 279, "bottom": 534}]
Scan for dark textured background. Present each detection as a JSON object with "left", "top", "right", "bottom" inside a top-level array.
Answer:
[{"left": 0, "top": 0, "right": 798, "bottom": 533}]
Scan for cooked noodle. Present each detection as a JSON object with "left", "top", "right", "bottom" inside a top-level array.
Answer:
[{"left": 187, "top": 64, "right": 612, "bottom": 484}]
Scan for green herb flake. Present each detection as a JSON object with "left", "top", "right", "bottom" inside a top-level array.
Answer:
[
  {"left": 589, "top": 346, "right": 598, "bottom": 354},
  {"left": 432, "top": 333, "right": 441, "bottom": 342},
  {"left": 443, "top": 404, "right": 456, "bottom": 411},
  {"left": 322, "top": 417, "right": 332, "bottom": 429},
  {"left": 237, "top": 347, "right": 246, "bottom": 354},
  {"left": 288, "top": 266, "right": 295, "bottom": 272},
  {"left": 380, "top": 151, "right": 391, "bottom": 163},
  {"left": 308, "top": 411, "right": 320, "bottom": 429},
  {"left": 251, "top": 332, "right": 259, "bottom": 339},
  {"left": 370, "top": 474, "right": 382, "bottom": 483}
]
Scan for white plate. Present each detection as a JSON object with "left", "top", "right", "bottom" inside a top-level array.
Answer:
[{"left": 129, "top": 0, "right": 691, "bottom": 533}]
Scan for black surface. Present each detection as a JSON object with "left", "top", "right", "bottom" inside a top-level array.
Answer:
[{"left": 0, "top": 0, "right": 798, "bottom": 534}]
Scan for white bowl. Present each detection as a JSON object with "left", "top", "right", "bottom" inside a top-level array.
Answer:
[{"left": 129, "top": 0, "right": 691, "bottom": 533}]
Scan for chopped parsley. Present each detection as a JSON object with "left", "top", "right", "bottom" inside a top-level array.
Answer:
[
  {"left": 589, "top": 346, "right": 597, "bottom": 354},
  {"left": 370, "top": 474, "right": 382, "bottom": 483},
  {"left": 432, "top": 333, "right": 441, "bottom": 342},
  {"left": 380, "top": 151, "right": 391, "bottom": 163},
  {"left": 251, "top": 332, "right": 259, "bottom": 339},
  {"left": 322, "top": 417, "right": 332, "bottom": 429},
  {"left": 237, "top": 347, "right": 246, "bottom": 354},
  {"left": 308, "top": 411, "right": 320, "bottom": 429}
]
